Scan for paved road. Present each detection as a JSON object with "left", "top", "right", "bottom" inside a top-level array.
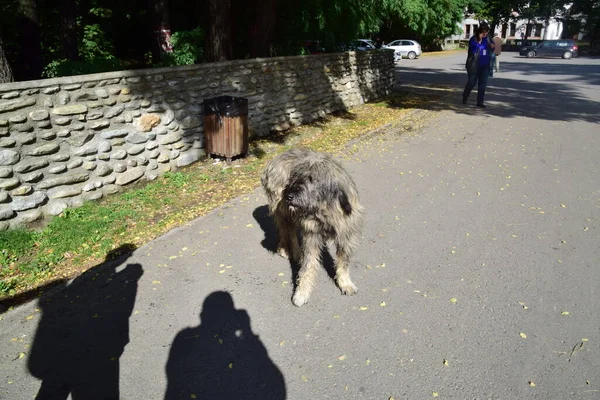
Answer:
[{"left": 1, "top": 52, "right": 599, "bottom": 399}]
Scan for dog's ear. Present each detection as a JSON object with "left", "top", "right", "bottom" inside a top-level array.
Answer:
[{"left": 336, "top": 187, "right": 353, "bottom": 216}]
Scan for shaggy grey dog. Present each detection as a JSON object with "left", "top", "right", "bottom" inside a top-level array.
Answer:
[{"left": 261, "top": 148, "right": 363, "bottom": 307}]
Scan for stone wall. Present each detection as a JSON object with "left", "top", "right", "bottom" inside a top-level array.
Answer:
[{"left": 0, "top": 50, "right": 394, "bottom": 229}]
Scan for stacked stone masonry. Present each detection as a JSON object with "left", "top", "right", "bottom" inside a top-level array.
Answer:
[{"left": 0, "top": 50, "right": 394, "bottom": 229}]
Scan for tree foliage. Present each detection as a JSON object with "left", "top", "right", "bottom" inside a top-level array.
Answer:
[
  {"left": 0, "top": 0, "right": 598, "bottom": 81},
  {"left": 0, "top": 35, "right": 14, "bottom": 83}
]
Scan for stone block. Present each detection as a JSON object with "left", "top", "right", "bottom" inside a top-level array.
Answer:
[
  {"left": 37, "top": 173, "right": 89, "bottom": 189},
  {"left": 0, "top": 150, "right": 20, "bottom": 166},
  {"left": 0, "top": 167, "right": 12, "bottom": 178},
  {"left": 10, "top": 191, "right": 48, "bottom": 211},
  {"left": 101, "top": 128, "right": 130, "bottom": 139},
  {"left": 0, "top": 98, "right": 36, "bottom": 112},
  {"left": 158, "top": 132, "right": 182, "bottom": 145},
  {"left": 29, "top": 110, "right": 49, "bottom": 121},
  {"left": 0, "top": 177, "right": 20, "bottom": 190},
  {"left": 48, "top": 187, "right": 82, "bottom": 199},
  {"left": 52, "top": 104, "right": 88, "bottom": 115},
  {"left": 27, "top": 143, "right": 60, "bottom": 156},
  {"left": 136, "top": 114, "right": 161, "bottom": 132},
  {"left": 0, "top": 206, "right": 15, "bottom": 221},
  {"left": 0, "top": 138, "right": 16, "bottom": 148}
]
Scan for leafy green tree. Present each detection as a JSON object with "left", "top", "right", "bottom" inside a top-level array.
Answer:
[
  {"left": 0, "top": 35, "right": 14, "bottom": 83},
  {"left": 19, "top": 0, "right": 44, "bottom": 79},
  {"left": 571, "top": 0, "right": 600, "bottom": 43},
  {"left": 274, "top": 0, "right": 382, "bottom": 53},
  {"left": 205, "top": 0, "right": 232, "bottom": 61},
  {"left": 380, "top": 0, "right": 471, "bottom": 48},
  {"left": 150, "top": 0, "right": 173, "bottom": 59},
  {"left": 472, "top": 0, "right": 528, "bottom": 30},
  {"left": 157, "top": 27, "right": 204, "bottom": 66},
  {"left": 59, "top": 0, "right": 78, "bottom": 60}
]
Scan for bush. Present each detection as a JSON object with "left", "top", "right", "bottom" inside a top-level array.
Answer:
[
  {"left": 42, "top": 57, "right": 123, "bottom": 78},
  {"left": 157, "top": 27, "right": 205, "bottom": 67}
]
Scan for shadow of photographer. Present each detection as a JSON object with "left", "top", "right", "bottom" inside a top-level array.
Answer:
[
  {"left": 164, "top": 291, "right": 286, "bottom": 399},
  {"left": 27, "top": 244, "right": 143, "bottom": 400}
]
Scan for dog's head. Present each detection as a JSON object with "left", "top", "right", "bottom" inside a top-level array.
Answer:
[{"left": 283, "top": 174, "right": 353, "bottom": 216}]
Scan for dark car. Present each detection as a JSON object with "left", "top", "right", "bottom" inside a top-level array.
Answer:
[
  {"left": 303, "top": 41, "right": 326, "bottom": 54},
  {"left": 519, "top": 39, "right": 579, "bottom": 59}
]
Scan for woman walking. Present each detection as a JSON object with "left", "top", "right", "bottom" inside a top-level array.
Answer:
[{"left": 463, "top": 24, "right": 495, "bottom": 108}]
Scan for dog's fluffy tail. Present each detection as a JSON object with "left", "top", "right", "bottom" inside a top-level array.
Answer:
[{"left": 336, "top": 187, "right": 353, "bottom": 216}]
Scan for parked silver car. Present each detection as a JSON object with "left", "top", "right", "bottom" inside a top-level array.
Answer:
[
  {"left": 384, "top": 39, "right": 422, "bottom": 59},
  {"left": 354, "top": 39, "right": 376, "bottom": 51}
]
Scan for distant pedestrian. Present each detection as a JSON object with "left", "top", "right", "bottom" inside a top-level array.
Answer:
[
  {"left": 462, "top": 24, "right": 495, "bottom": 108},
  {"left": 492, "top": 33, "right": 502, "bottom": 72}
]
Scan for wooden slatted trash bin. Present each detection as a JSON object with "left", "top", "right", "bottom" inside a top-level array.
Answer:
[{"left": 203, "top": 96, "right": 249, "bottom": 163}]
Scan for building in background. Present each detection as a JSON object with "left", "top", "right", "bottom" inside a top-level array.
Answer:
[{"left": 448, "top": 6, "right": 586, "bottom": 44}]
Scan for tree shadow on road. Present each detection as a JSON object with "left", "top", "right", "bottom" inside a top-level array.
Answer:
[
  {"left": 27, "top": 244, "right": 143, "bottom": 400},
  {"left": 391, "top": 60, "right": 600, "bottom": 124},
  {"left": 164, "top": 291, "right": 286, "bottom": 400}
]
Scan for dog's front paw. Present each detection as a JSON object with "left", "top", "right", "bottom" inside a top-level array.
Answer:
[
  {"left": 339, "top": 281, "right": 358, "bottom": 296},
  {"left": 292, "top": 290, "right": 310, "bottom": 307}
]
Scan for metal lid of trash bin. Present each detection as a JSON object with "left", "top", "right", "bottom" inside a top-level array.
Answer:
[{"left": 203, "top": 96, "right": 248, "bottom": 117}]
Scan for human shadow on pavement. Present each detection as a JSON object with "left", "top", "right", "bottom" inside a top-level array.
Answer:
[
  {"left": 27, "top": 244, "right": 143, "bottom": 400},
  {"left": 164, "top": 291, "right": 286, "bottom": 400},
  {"left": 252, "top": 205, "right": 337, "bottom": 284}
]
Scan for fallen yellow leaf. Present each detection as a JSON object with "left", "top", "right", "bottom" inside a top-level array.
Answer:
[
  {"left": 380, "top": 301, "right": 387, "bottom": 307},
  {"left": 359, "top": 306, "right": 368, "bottom": 310},
  {"left": 450, "top": 298, "right": 457, "bottom": 304},
  {"left": 520, "top": 332, "right": 527, "bottom": 339},
  {"left": 338, "top": 355, "right": 347, "bottom": 361},
  {"left": 528, "top": 381, "right": 536, "bottom": 387}
]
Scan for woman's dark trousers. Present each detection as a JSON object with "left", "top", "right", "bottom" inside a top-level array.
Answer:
[{"left": 463, "top": 65, "right": 490, "bottom": 105}]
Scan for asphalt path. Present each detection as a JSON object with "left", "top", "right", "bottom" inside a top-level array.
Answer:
[{"left": 1, "top": 51, "right": 599, "bottom": 399}]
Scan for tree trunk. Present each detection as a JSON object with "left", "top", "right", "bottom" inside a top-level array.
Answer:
[
  {"left": 205, "top": 0, "right": 232, "bottom": 62},
  {"left": 149, "top": 0, "right": 173, "bottom": 60},
  {"left": 249, "top": 0, "right": 276, "bottom": 58},
  {"left": 19, "top": 0, "right": 43, "bottom": 80},
  {"left": 0, "top": 35, "right": 14, "bottom": 83},
  {"left": 60, "top": 0, "right": 79, "bottom": 60}
]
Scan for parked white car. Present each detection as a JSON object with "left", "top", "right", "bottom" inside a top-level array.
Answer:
[{"left": 384, "top": 39, "right": 422, "bottom": 59}]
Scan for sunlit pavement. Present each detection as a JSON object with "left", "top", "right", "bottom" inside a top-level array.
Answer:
[{"left": 1, "top": 52, "right": 599, "bottom": 399}]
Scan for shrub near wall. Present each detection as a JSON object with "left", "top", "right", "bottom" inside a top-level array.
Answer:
[{"left": 0, "top": 50, "right": 394, "bottom": 229}]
